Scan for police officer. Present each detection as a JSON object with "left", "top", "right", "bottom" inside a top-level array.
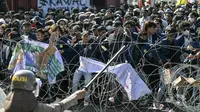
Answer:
[{"left": 3, "top": 70, "right": 86, "bottom": 112}]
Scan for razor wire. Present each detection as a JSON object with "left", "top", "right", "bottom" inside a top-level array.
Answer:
[{"left": 0, "top": 29, "right": 199, "bottom": 112}]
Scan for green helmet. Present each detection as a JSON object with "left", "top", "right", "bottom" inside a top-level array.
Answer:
[{"left": 11, "top": 70, "right": 36, "bottom": 91}]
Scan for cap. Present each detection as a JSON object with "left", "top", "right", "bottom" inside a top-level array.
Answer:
[
  {"left": 82, "top": 31, "right": 89, "bottom": 36},
  {"left": 113, "top": 21, "right": 122, "bottom": 27},
  {"left": 46, "top": 12, "right": 55, "bottom": 16},
  {"left": 91, "top": 24, "right": 99, "bottom": 31},
  {"left": 25, "top": 11, "right": 31, "bottom": 15},
  {"left": 188, "top": 41, "right": 200, "bottom": 49},
  {"left": 79, "top": 14, "right": 87, "bottom": 21},
  {"left": 105, "top": 20, "right": 113, "bottom": 26},
  {"left": 165, "top": 8, "right": 173, "bottom": 14},
  {"left": 114, "top": 11, "right": 122, "bottom": 16},
  {"left": 32, "top": 16, "right": 41, "bottom": 22},
  {"left": 45, "top": 20, "right": 55, "bottom": 26},
  {"left": 101, "top": 9, "right": 106, "bottom": 13},
  {"left": 124, "top": 20, "right": 135, "bottom": 27},
  {"left": 141, "top": 8, "right": 148, "bottom": 12},
  {"left": 22, "top": 21, "right": 31, "bottom": 26},
  {"left": 13, "top": 13, "right": 20, "bottom": 17},
  {"left": 97, "top": 26, "right": 107, "bottom": 32},
  {"left": 64, "top": 11, "right": 70, "bottom": 15},
  {"left": 124, "top": 14, "right": 131, "bottom": 18},
  {"left": 165, "top": 26, "right": 177, "bottom": 34},
  {"left": 72, "top": 8, "right": 79, "bottom": 13}
]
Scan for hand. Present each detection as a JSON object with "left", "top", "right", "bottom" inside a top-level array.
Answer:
[
  {"left": 59, "top": 50, "right": 64, "bottom": 54},
  {"left": 140, "top": 35, "right": 147, "bottom": 40},
  {"left": 188, "top": 52, "right": 200, "bottom": 59},
  {"left": 49, "top": 39, "right": 54, "bottom": 47},
  {"left": 195, "top": 52, "right": 200, "bottom": 59},
  {"left": 17, "top": 42, "right": 22, "bottom": 49},
  {"left": 188, "top": 54, "right": 195, "bottom": 59},
  {"left": 164, "top": 61, "right": 172, "bottom": 69},
  {"left": 75, "top": 89, "right": 86, "bottom": 99},
  {"left": 50, "top": 32, "right": 57, "bottom": 43}
]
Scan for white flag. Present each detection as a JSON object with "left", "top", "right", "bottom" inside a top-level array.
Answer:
[
  {"left": 0, "top": 87, "right": 6, "bottom": 109},
  {"left": 78, "top": 57, "right": 151, "bottom": 101}
]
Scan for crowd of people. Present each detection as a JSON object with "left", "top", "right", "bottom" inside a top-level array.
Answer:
[{"left": 0, "top": 1, "right": 200, "bottom": 110}]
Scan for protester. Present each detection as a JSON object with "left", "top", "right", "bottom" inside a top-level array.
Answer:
[
  {"left": 0, "top": 1, "right": 200, "bottom": 110},
  {"left": 36, "top": 29, "right": 47, "bottom": 43},
  {"left": 72, "top": 31, "right": 99, "bottom": 106},
  {"left": 137, "top": 20, "right": 163, "bottom": 95},
  {"left": 139, "top": 8, "right": 150, "bottom": 30}
]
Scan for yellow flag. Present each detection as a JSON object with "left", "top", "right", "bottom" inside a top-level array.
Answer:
[{"left": 176, "top": 0, "right": 188, "bottom": 6}]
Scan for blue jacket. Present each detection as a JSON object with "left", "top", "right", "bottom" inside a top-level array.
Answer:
[
  {"left": 176, "top": 34, "right": 187, "bottom": 47},
  {"left": 175, "top": 34, "right": 198, "bottom": 47},
  {"left": 175, "top": 34, "right": 198, "bottom": 54},
  {"left": 157, "top": 38, "right": 181, "bottom": 64},
  {"left": 73, "top": 39, "right": 99, "bottom": 59},
  {"left": 137, "top": 34, "right": 161, "bottom": 65}
]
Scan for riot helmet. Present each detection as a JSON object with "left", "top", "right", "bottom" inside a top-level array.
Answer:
[{"left": 11, "top": 70, "right": 37, "bottom": 91}]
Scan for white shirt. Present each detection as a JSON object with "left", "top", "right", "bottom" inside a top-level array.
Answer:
[
  {"left": 184, "top": 36, "right": 192, "bottom": 47},
  {"left": 139, "top": 16, "right": 150, "bottom": 30}
]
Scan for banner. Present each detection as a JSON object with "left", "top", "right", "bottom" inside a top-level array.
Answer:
[
  {"left": 8, "top": 39, "right": 64, "bottom": 83},
  {"left": 38, "top": 0, "right": 90, "bottom": 14},
  {"left": 78, "top": 56, "right": 151, "bottom": 101}
]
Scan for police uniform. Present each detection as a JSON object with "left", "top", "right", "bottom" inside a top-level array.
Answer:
[
  {"left": 3, "top": 70, "right": 79, "bottom": 112},
  {"left": 35, "top": 94, "right": 78, "bottom": 112},
  {"left": 2, "top": 92, "right": 78, "bottom": 112}
]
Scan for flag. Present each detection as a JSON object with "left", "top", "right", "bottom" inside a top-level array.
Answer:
[
  {"left": 146, "top": 0, "right": 154, "bottom": 7},
  {"left": 78, "top": 57, "right": 151, "bottom": 101},
  {"left": 139, "top": 0, "right": 144, "bottom": 8},
  {"left": 0, "top": 87, "right": 6, "bottom": 109},
  {"left": 176, "top": 0, "right": 188, "bottom": 6},
  {"left": 8, "top": 39, "right": 64, "bottom": 83}
]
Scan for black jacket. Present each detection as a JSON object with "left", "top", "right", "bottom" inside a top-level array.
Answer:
[{"left": 73, "top": 39, "right": 99, "bottom": 60}]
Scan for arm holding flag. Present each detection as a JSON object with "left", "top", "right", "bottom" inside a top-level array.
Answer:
[{"left": 8, "top": 36, "right": 64, "bottom": 83}]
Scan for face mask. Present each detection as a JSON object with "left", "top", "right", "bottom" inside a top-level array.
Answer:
[
  {"left": 106, "top": 26, "right": 114, "bottom": 31},
  {"left": 183, "top": 30, "right": 190, "bottom": 36},
  {"left": 188, "top": 18, "right": 195, "bottom": 23}
]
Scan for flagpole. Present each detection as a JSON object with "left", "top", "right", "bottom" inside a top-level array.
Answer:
[{"left": 84, "top": 45, "right": 127, "bottom": 90}]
